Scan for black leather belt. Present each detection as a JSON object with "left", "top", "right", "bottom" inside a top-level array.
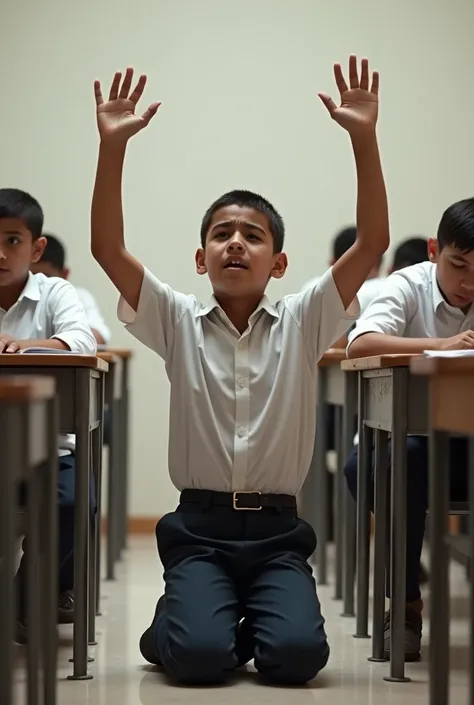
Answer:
[{"left": 180, "top": 489, "right": 297, "bottom": 512}]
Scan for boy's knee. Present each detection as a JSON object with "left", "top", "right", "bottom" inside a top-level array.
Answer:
[
  {"left": 256, "top": 632, "right": 329, "bottom": 685},
  {"left": 162, "top": 633, "right": 237, "bottom": 684}
]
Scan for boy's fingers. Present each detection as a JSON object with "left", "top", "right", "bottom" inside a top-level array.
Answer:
[
  {"left": 348, "top": 54, "right": 359, "bottom": 89},
  {"left": 6, "top": 342, "right": 19, "bottom": 353},
  {"left": 129, "top": 75, "right": 147, "bottom": 105},
  {"left": 108, "top": 72, "right": 122, "bottom": 101},
  {"left": 141, "top": 102, "right": 161, "bottom": 125},
  {"left": 370, "top": 71, "right": 380, "bottom": 95},
  {"left": 359, "top": 58, "right": 369, "bottom": 91},
  {"left": 119, "top": 67, "right": 134, "bottom": 99},
  {"left": 94, "top": 80, "right": 104, "bottom": 107},
  {"left": 333, "top": 64, "right": 348, "bottom": 95},
  {"left": 318, "top": 93, "right": 337, "bottom": 116}
]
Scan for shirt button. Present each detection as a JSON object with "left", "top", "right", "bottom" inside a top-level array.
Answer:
[
  {"left": 237, "top": 427, "right": 247, "bottom": 438},
  {"left": 237, "top": 339, "right": 245, "bottom": 349},
  {"left": 237, "top": 377, "right": 246, "bottom": 388}
]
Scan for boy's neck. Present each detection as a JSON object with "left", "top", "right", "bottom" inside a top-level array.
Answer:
[
  {"left": 215, "top": 293, "right": 264, "bottom": 335},
  {"left": 0, "top": 275, "right": 29, "bottom": 312}
]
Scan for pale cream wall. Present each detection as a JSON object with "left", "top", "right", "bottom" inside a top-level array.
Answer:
[{"left": 1, "top": 0, "right": 473, "bottom": 516}]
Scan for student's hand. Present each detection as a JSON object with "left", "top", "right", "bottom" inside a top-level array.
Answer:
[
  {"left": 0, "top": 334, "right": 21, "bottom": 353},
  {"left": 319, "top": 55, "right": 379, "bottom": 138},
  {"left": 436, "top": 331, "right": 474, "bottom": 351},
  {"left": 94, "top": 68, "right": 161, "bottom": 144}
]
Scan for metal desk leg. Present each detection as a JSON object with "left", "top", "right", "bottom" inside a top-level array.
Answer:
[
  {"left": 469, "top": 437, "right": 474, "bottom": 705},
  {"left": 42, "top": 399, "right": 59, "bottom": 705},
  {"left": 385, "top": 367, "right": 410, "bottom": 683},
  {"left": 334, "top": 405, "right": 343, "bottom": 601},
  {"left": 315, "top": 367, "right": 329, "bottom": 585},
  {"left": 369, "top": 429, "right": 389, "bottom": 662},
  {"left": 119, "top": 360, "right": 130, "bottom": 552},
  {"left": 95, "top": 375, "right": 105, "bottom": 616},
  {"left": 68, "top": 369, "right": 92, "bottom": 680},
  {"left": 428, "top": 429, "right": 450, "bottom": 702},
  {"left": 342, "top": 371, "right": 357, "bottom": 617},
  {"left": 26, "top": 456, "right": 41, "bottom": 705},
  {"left": 354, "top": 373, "right": 371, "bottom": 639},
  {"left": 0, "top": 407, "right": 19, "bottom": 705},
  {"left": 107, "top": 392, "right": 121, "bottom": 581},
  {"left": 88, "top": 422, "right": 102, "bottom": 646}
]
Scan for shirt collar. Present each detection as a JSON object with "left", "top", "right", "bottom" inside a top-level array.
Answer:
[
  {"left": 196, "top": 294, "right": 279, "bottom": 321},
  {"left": 17, "top": 272, "right": 41, "bottom": 302}
]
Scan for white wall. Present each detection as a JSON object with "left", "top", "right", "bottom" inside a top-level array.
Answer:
[{"left": 1, "top": 0, "right": 474, "bottom": 517}]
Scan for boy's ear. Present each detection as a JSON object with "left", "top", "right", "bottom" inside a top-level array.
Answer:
[
  {"left": 270, "top": 252, "right": 288, "bottom": 280},
  {"left": 31, "top": 236, "right": 47, "bottom": 264},
  {"left": 195, "top": 248, "right": 207, "bottom": 275},
  {"left": 62, "top": 267, "right": 71, "bottom": 280},
  {"left": 428, "top": 237, "right": 438, "bottom": 263}
]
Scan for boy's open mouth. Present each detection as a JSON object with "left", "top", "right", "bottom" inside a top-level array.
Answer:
[{"left": 224, "top": 258, "right": 248, "bottom": 270}]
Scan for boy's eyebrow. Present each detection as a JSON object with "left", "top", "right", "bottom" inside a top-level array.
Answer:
[
  {"left": 450, "top": 253, "right": 469, "bottom": 262},
  {"left": 2, "top": 229, "right": 23, "bottom": 235},
  {"left": 210, "top": 219, "right": 267, "bottom": 235}
]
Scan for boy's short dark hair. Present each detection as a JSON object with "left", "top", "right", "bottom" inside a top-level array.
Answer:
[
  {"left": 200, "top": 190, "right": 285, "bottom": 253},
  {"left": 0, "top": 188, "right": 44, "bottom": 240},
  {"left": 438, "top": 198, "right": 474, "bottom": 253},
  {"left": 392, "top": 237, "right": 428, "bottom": 271},
  {"left": 332, "top": 226, "right": 357, "bottom": 261},
  {"left": 41, "top": 233, "right": 67, "bottom": 269}
]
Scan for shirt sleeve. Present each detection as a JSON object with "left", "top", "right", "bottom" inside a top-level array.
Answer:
[
  {"left": 287, "top": 267, "right": 360, "bottom": 365},
  {"left": 76, "top": 287, "right": 111, "bottom": 344},
  {"left": 347, "top": 271, "right": 417, "bottom": 350},
  {"left": 117, "top": 268, "right": 192, "bottom": 360},
  {"left": 46, "top": 280, "right": 97, "bottom": 354}
]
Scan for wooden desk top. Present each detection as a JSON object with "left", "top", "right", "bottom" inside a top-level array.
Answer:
[
  {"left": 410, "top": 355, "right": 474, "bottom": 376},
  {"left": 318, "top": 348, "right": 346, "bottom": 368},
  {"left": 0, "top": 354, "right": 109, "bottom": 372},
  {"left": 341, "top": 353, "right": 422, "bottom": 371},
  {"left": 97, "top": 351, "right": 119, "bottom": 365},
  {"left": 0, "top": 375, "right": 55, "bottom": 402},
  {"left": 102, "top": 347, "right": 133, "bottom": 360}
]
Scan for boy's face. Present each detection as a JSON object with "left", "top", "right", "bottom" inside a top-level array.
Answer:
[
  {"left": 429, "top": 238, "right": 474, "bottom": 308},
  {"left": 195, "top": 205, "right": 287, "bottom": 299},
  {"left": 0, "top": 218, "right": 46, "bottom": 287}
]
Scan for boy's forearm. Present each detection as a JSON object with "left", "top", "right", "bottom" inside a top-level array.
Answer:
[
  {"left": 18, "top": 339, "right": 70, "bottom": 351},
  {"left": 351, "top": 133, "right": 389, "bottom": 256},
  {"left": 91, "top": 142, "right": 127, "bottom": 261},
  {"left": 348, "top": 332, "right": 441, "bottom": 358}
]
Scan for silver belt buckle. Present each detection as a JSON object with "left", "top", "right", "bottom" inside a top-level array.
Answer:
[{"left": 232, "top": 491, "right": 262, "bottom": 511}]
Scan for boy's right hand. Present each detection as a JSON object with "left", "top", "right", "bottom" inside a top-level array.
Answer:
[
  {"left": 94, "top": 68, "right": 160, "bottom": 144},
  {"left": 436, "top": 331, "right": 474, "bottom": 351}
]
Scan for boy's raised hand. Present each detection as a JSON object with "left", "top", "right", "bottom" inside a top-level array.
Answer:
[
  {"left": 94, "top": 68, "right": 160, "bottom": 143},
  {"left": 319, "top": 55, "right": 378, "bottom": 137}
]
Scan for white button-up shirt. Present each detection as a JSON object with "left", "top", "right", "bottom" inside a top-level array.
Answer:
[
  {"left": 119, "top": 267, "right": 358, "bottom": 495},
  {"left": 76, "top": 286, "right": 111, "bottom": 344},
  {"left": 348, "top": 261, "right": 474, "bottom": 348},
  {"left": 0, "top": 272, "right": 97, "bottom": 452}
]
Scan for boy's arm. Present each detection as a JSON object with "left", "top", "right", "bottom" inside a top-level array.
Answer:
[
  {"left": 319, "top": 56, "right": 389, "bottom": 310},
  {"left": 91, "top": 69, "right": 160, "bottom": 313}
]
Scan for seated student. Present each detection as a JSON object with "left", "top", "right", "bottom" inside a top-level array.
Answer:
[
  {"left": 90, "top": 56, "right": 389, "bottom": 685},
  {"left": 387, "top": 236, "right": 429, "bottom": 274},
  {"left": 0, "top": 188, "right": 97, "bottom": 641},
  {"left": 344, "top": 200, "right": 474, "bottom": 662},
  {"left": 31, "top": 233, "right": 111, "bottom": 345}
]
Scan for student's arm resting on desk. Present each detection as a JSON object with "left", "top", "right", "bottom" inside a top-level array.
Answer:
[
  {"left": 319, "top": 56, "right": 389, "bottom": 310},
  {"left": 91, "top": 68, "right": 160, "bottom": 313}
]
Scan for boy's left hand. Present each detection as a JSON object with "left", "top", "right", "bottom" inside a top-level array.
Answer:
[
  {"left": 319, "top": 55, "right": 379, "bottom": 137},
  {"left": 0, "top": 334, "right": 20, "bottom": 353}
]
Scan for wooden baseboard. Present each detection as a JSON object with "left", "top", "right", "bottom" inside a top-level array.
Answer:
[{"left": 101, "top": 517, "right": 160, "bottom": 535}]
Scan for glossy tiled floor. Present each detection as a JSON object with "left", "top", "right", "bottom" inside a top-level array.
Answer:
[{"left": 14, "top": 537, "right": 470, "bottom": 704}]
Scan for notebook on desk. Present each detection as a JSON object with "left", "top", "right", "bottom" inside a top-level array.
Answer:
[{"left": 20, "top": 348, "right": 75, "bottom": 354}]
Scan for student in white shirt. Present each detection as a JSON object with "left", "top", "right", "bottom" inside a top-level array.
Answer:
[
  {"left": 31, "top": 233, "right": 111, "bottom": 345},
  {"left": 345, "top": 200, "right": 474, "bottom": 662},
  {"left": 91, "top": 57, "right": 389, "bottom": 685},
  {"left": 0, "top": 188, "right": 97, "bottom": 641}
]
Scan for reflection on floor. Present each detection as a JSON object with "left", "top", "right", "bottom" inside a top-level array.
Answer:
[{"left": 14, "top": 537, "right": 469, "bottom": 704}]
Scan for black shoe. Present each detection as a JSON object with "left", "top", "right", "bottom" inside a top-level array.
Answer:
[
  {"left": 383, "top": 607, "right": 422, "bottom": 662},
  {"left": 58, "top": 590, "right": 75, "bottom": 624},
  {"left": 139, "top": 595, "right": 166, "bottom": 665},
  {"left": 236, "top": 618, "right": 254, "bottom": 667}
]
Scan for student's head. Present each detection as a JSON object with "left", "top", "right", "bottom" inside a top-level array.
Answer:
[
  {"left": 389, "top": 237, "right": 429, "bottom": 273},
  {"left": 429, "top": 198, "right": 474, "bottom": 308},
  {"left": 331, "top": 225, "right": 382, "bottom": 277},
  {"left": 30, "top": 233, "right": 70, "bottom": 279},
  {"left": 0, "top": 188, "right": 46, "bottom": 288},
  {"left": 195, "top": 190, "right": 288, "bottom": 300}
]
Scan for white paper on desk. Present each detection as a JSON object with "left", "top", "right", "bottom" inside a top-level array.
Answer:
[
  {"left": 20, "top": 347, "right": 75, "bottom": 354},
  {"left": 423, "top": 350, "right": 474, "bottom": 358}
]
